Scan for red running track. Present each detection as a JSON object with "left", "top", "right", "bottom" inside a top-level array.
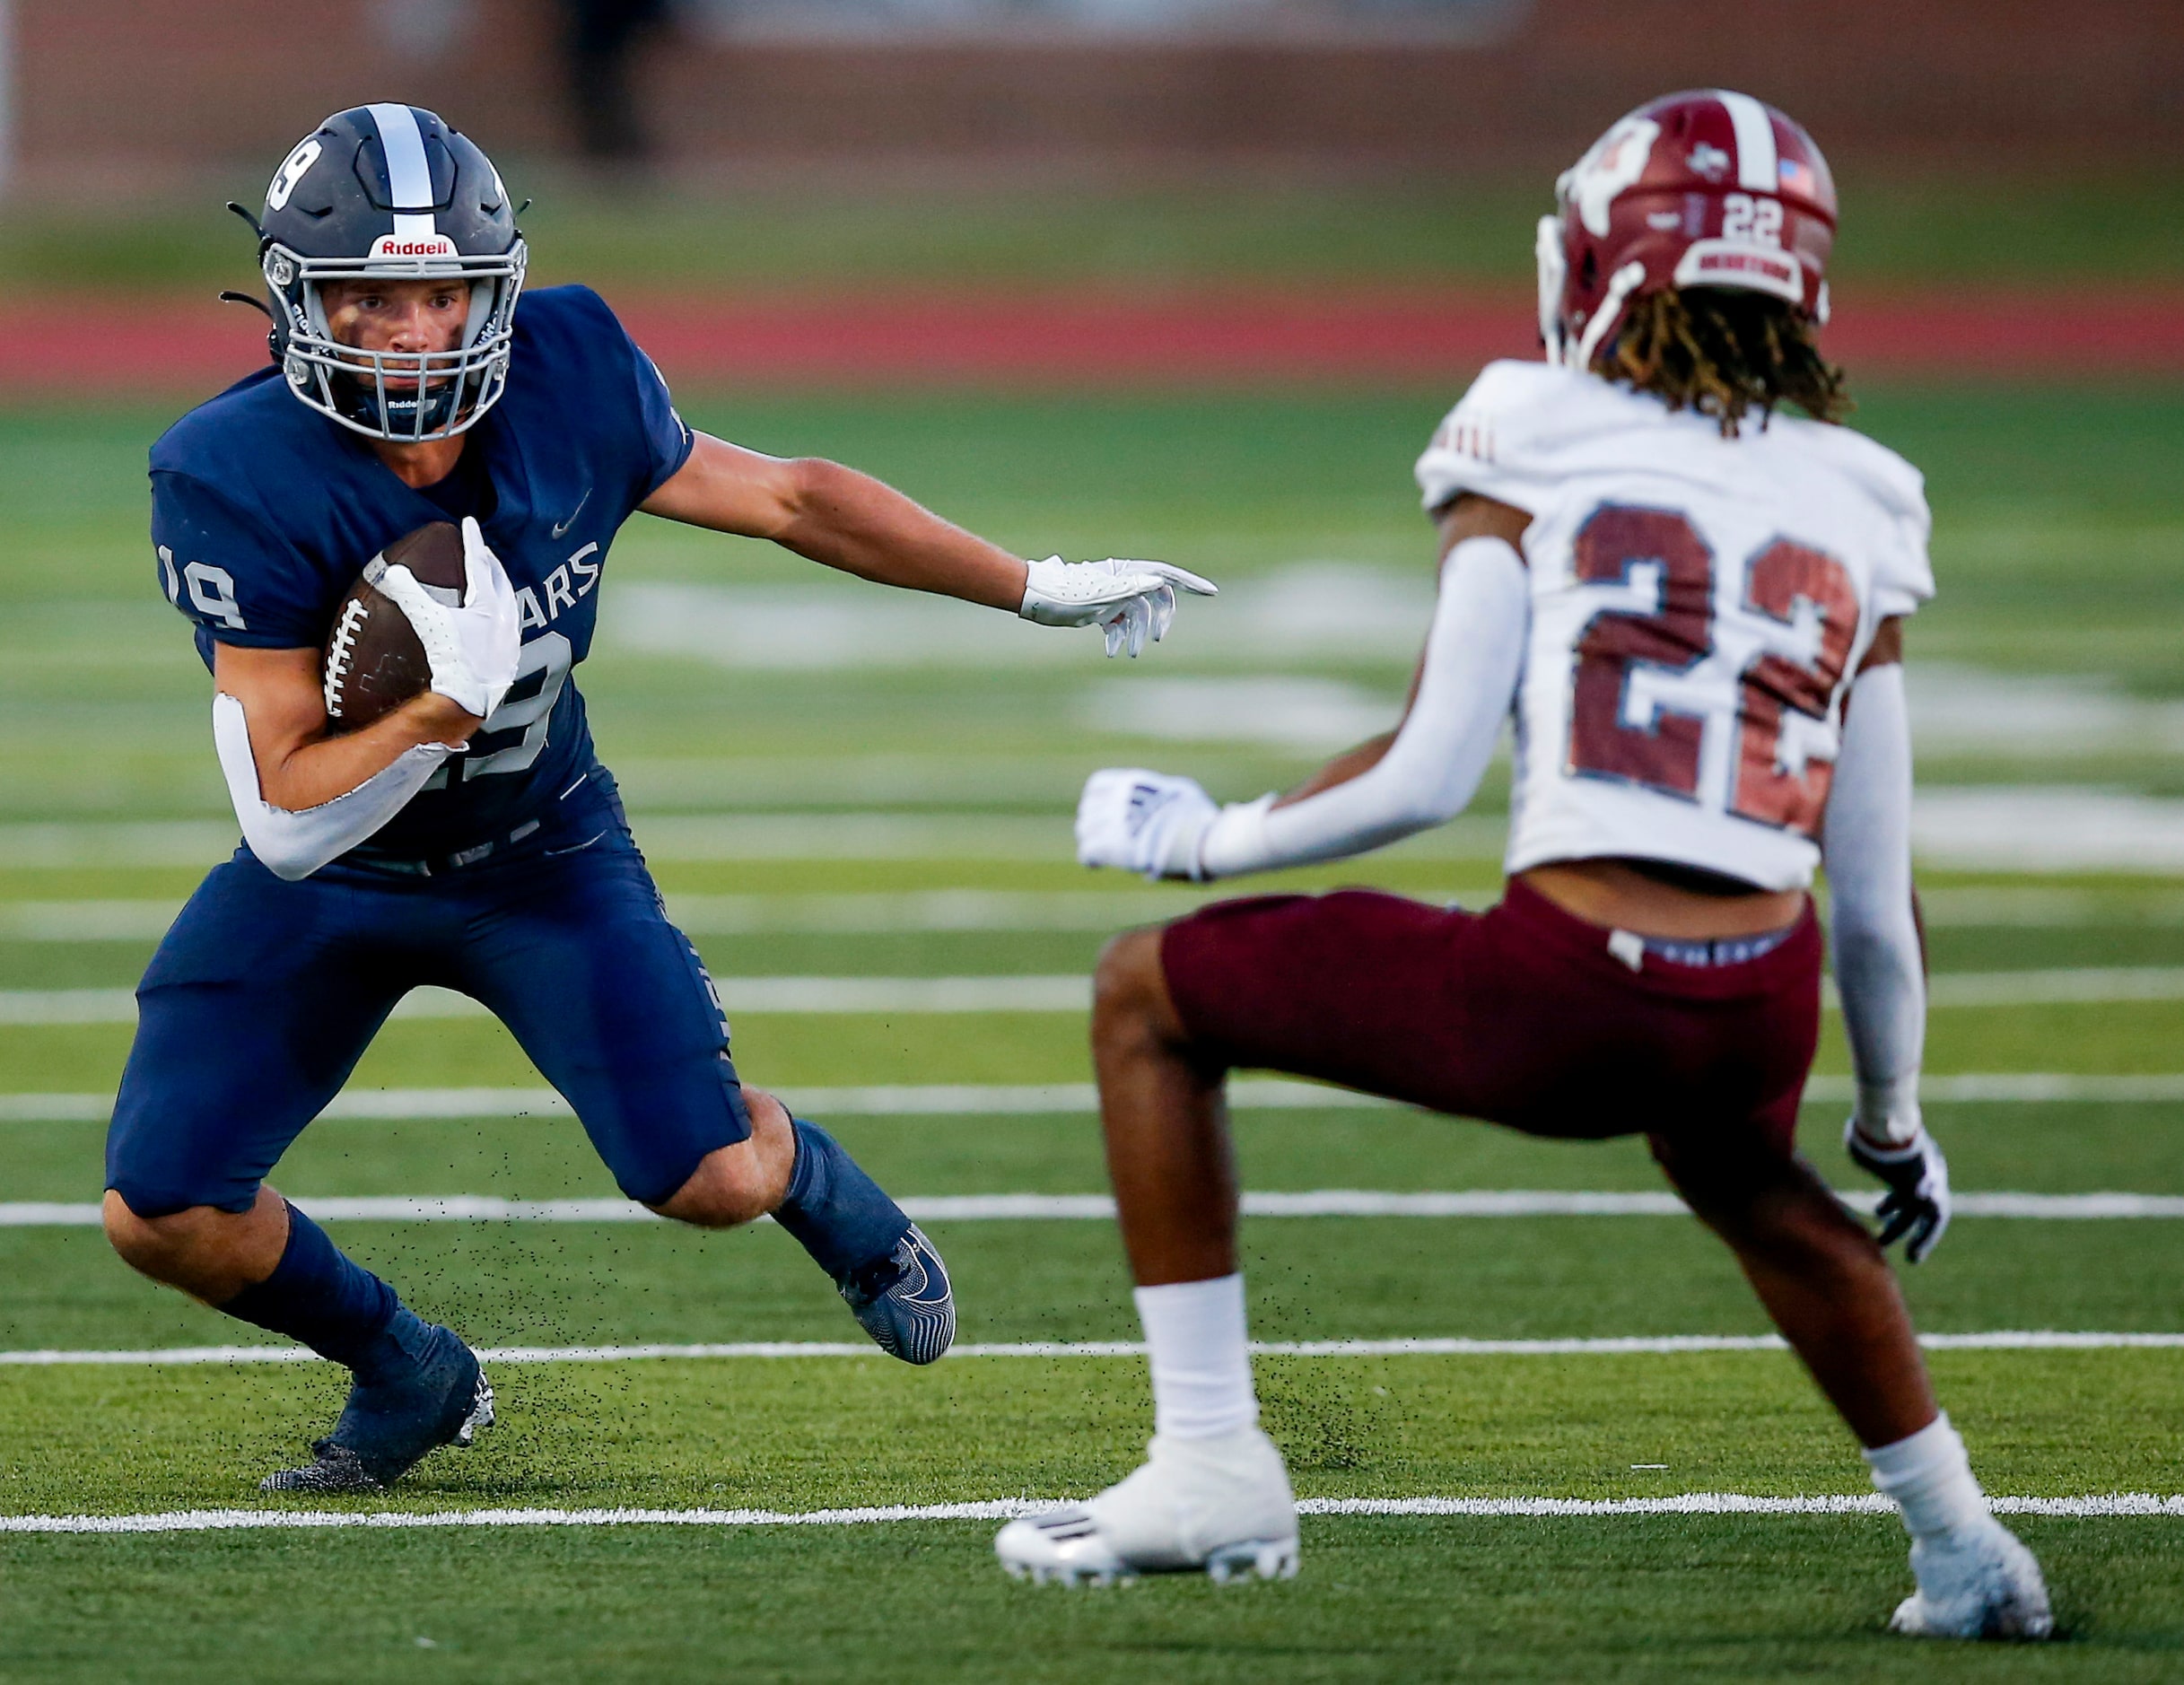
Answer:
[{"left": 3, "top": 288, "right": 2178, "bottom": 395}]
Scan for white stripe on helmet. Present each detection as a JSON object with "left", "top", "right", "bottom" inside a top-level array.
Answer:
[
  {"left": 366, "top": 101, "right": 439, "bottom": 240},
  {"left": 1715, "top": 90, "right": 1779, "bottom": 194}
]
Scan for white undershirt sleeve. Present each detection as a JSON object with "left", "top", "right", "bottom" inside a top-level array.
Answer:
[
  {"left": 1821, "top": 661, "right": 1926, "bottom": 1144},
  {"left": 213, "top": 691, "right": 452, "bottom": 882},
  {"left": 1198, "top": 535, "right": 1528, "bottom": 878}
]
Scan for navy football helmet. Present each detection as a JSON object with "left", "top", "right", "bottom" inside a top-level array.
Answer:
[{"left": 254, "top": 104, "right": 526, "bottom": 442}]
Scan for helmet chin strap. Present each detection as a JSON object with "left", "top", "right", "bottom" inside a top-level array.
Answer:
[
  {"left": 1571, "top": 261, "right": 1648, "bottom": 374},
  {"left": 1533, "top": 215, "right": 1568, "bottom": 364},
  {"left": 461, "top": 276, "right": 494, "bottom": 345}
]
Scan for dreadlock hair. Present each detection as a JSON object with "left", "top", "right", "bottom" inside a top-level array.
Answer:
[{"left": 1599, "top": 287, "right": 1852, "bottom": 437}]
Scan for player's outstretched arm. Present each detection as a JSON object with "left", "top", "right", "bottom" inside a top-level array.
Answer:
[
  {"left": 640, "top": 432, "right": 1214, "bottom": 657},
  {"left": 1823, "top": 620, "right": 1950, "bottom": 1262},
  {"left": 1077, "top": 495, "right": 1528, "bottom": 880}
]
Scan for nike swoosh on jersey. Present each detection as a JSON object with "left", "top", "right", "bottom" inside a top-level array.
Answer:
[{"left": 550, "top": 488, "right": 591, "bottom": 538}]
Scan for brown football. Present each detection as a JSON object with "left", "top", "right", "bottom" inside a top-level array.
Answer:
[{"left": 322, "top": 522, "right": 467, "bottom": 732}]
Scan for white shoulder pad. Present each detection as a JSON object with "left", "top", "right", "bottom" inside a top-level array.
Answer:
[
  {"left": 1821, "top": 428, "right": 1935, "bottom": 618},
  {"left": 1414, "top": 360, "right": 1596, "bottom": 519}
]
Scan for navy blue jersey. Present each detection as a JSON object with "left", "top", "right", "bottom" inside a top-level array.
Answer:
[{"left": 149, "top": 285, "right": 694, "bottom": 858}]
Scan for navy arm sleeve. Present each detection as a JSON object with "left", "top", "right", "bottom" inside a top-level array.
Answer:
[{"left": 151, "top": 469, "right": 327, "bottom": 656}]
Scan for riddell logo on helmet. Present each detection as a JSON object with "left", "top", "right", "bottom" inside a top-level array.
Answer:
[{"left": 368, "top": 233, "right": 456, "bottom": 258}]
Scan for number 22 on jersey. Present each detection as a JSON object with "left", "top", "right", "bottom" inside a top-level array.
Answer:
[{"left": 1566, "top": 503, "right": 1860, "bottom": 840}]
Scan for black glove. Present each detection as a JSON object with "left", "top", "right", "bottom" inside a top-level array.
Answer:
[{"left": 1845, "top": 1120, "right": 1952, "bottom": 1263}]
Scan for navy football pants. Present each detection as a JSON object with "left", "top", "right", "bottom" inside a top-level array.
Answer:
[{"left": 108, "top": 773, "right": 751, "bottom": 1217}]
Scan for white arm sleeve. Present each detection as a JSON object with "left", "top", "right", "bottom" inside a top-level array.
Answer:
[
  {"left": 213, "top": 692, "right": 451, "bottom": 882},
  {"left": 1821, "top": 661, "right": 1926, "bottom": 1144},
  {"left": 1199, "top": 535, "right": 1527, "bottom": 877}
]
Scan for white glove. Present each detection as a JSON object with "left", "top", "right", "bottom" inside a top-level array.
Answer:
[
  {"left": 1846, "top": 1117, "right": 1952, "bottom": 1264},
  {"left": 1020, "top": 555, "right": 1218, "bottom": 659},
  {"left": 1077, "top": 768, "right": 1219, "bottom": 880},
  {"left": 367, "top": 515, "right": 522, "bottom": 720}
]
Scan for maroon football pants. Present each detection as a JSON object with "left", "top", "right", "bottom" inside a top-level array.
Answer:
[{"left": 1159, "top": 878, "right": 1821, "bottom": 1157}]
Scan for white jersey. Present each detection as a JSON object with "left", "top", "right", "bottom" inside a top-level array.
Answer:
[{"left": 1415, "top": 360, "right": 1933, "bottom": 892}]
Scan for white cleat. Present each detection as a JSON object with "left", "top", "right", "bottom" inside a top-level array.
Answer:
[
  {"left": 1891, "top": 1520, "right": 2054, "bottom": 1640},
  {"left": 995, "top": 1426, "right": 1299, "bottom": 1586}
]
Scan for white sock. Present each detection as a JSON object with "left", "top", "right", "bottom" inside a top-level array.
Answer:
[
  {"left": 1133, "top": 1273, "right": 1258, "bottom": 1441},
  {"left": 1864, "top": 1412, "right": 1990, "bottom": 1541}
]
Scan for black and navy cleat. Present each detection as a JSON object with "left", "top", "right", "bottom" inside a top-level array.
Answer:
[
  {"left": 838, "top": 1223, "right": 955, "bottom": 1365},
  {"left": 262, "top": 1323, "right": 494, "bottom": 1492}
]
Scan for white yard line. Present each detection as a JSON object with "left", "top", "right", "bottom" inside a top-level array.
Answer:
[
  {"left": 11, "top": 886, "right": 2184, "bottom": 941},
  {"left": 0, "top": 1079, "right": 1362, "bottom": 1122},
  {"left": 7, "top": 1072, "right": 2184, "bottom": 1126},
  {"left": 0, "top": 901, "right": 185, "bottom": 940},
  {"left": 1926, "top": 967, "right": 2184, "bottom": 1006},
  {"left": 3, "top": 1491, "right": 2180, "bottom": 1535},
  {"left": 0, "top": 815, "right": 1506, "bottom": 869},
  {"left": 0, "top": 988, "right": 142, "bottom": 1024},
  {"left": 0, "top": 978, "right": 1098, "bottom": 1023},
  {"left": 1912, "top": 789, "right": 2184, "bottom": 874},
  {"left": 6, "top": 790, "right": 2184, "bottom": 872},
  {"left": 1910, "top": 1073, "right": 2184, "bottom": 1102},
  {"left": 11, "top": 966, "right": 2184, "bottom": 1024},
  {"left": 0, "top": 890, "right": 1261, "bottom": 941},
  {"left": 6, "top": 1188, "right": 2184, "bottom": 1228},
  {"left": 6, "top": 1331, "right": 2180, "bottom": 1368},
  {"left": 1914, "top": 887, "right": 2184, "bottom": 927}
]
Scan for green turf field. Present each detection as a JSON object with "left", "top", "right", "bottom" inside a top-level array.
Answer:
[
  {"left": 8, "top": 172, "right": 2183, "bottom": 295},
  {"left": 2, "top": 380, "right": 2181, "bottom": 1680}
]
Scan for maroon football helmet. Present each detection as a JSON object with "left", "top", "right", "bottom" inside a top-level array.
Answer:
[{"left": 1538, "top": 90, "right": 1839, "bottom": 371}]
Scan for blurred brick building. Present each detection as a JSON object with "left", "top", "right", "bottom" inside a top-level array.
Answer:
[{"left": 6, "top": 0, "right": 2179, "bottom": 186}]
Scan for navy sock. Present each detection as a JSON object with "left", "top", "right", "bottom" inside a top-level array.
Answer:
[
  {"left": 772, "top": 1119, "right": 912, "bottom": 1281},
  {"left": 221, "top": 1200, "right": 424, "bottom": 1384}
]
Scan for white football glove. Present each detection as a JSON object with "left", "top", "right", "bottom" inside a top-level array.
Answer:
[
  {"left": 1077, "top": 768, "right": 1219, "bottom": 880},
  {"left": 1846, "top": 1117, "right": 1952, "bottom": 1264},
  {"left": 1020, "top": 555, "right": 1218, "bottom": 659},
  {"left": 367, "top": 515, "right": 522, "bottom": 721}
]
